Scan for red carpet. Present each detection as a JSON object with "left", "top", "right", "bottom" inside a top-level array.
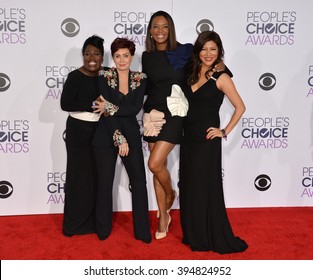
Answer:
[{"left": 1, "top": 207, "right": 312, "bottom": 260}]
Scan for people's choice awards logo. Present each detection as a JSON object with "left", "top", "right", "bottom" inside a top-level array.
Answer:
[
  {"left": 196, "top": 19, "right": 214, "bottom": 34},
  {"left": 0, "top": 73, "right": 11, "bottom": 92},
  {"left": 0, "top": 180, "right": 13, "bottom": 199},
  {"left": 0, "top": 120, "right": 30, "bottom": 153},
  {"left": 45, "top": 66, "right": 77, "bottom": 100},
  {"left": 241, "top": 117, "right": 289, "bottom": 149},
  {"left": 259, "top": 73, "right": 276, "bottom": 91},
  {"left": 301, "top": 167, "right": 313, "bottom": 198},
  {"left": 245, "top": 11, "right": 296, "bottom": 45},
  {"left": 254, "top": 174, "right": 271, "bottom": 191},
  {"left": 61, "top": 18, "right": 80, "bottom": 37},
  {"left": 113, "top": 11, "right": 151, "bottom": 46},
  {"left": 47, "top": 172, "right": 65, "bottom": 204},
  {"left": 0, "top": 7, "right": 26, "bottom": 44}
]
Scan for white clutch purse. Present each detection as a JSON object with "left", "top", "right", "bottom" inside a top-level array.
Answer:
[{"left": 166, "top": 84, "right": 189, "bottom": 117}]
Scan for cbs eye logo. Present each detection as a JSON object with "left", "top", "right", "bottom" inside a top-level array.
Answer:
[
  {"left": 0, "top": 181, "right": 14, "bottom": 199},
  {"left": 0, "top": 73, "right": 11, "bottom": 92},
  {"left": 196, "top": 19, "right": 214, "bottom": 34},
  {"left": 61, "top": 18, "right": 80, "bottom": 37},
  {"left": 254, "top": 174, "right": 271, "bottom": 191},
  {"left": 259, "top": 73, "right": 276, "bottom": 91}
]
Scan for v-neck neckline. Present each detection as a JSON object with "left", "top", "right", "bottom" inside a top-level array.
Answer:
[{"left": 191, "top": 77, "right": 212, "bottom": 94}]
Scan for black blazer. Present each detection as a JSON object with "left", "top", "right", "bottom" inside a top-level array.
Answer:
[{"left": 93, "top": 67, "right": 146, "bottom": 149}]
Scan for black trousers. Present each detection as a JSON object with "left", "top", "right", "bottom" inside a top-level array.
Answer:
[
  {"left": 94, "top": 145, "right": 151, "bottom": 241},
  {"left": 63, "top": 116, "right": 97, "bottom": 235}
]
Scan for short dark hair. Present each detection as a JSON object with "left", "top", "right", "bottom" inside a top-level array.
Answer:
[
  {"left": 110, "top": 37, "right": 136, "bottom": 56},
  {"left": 82, "top": 35, "right": 104, "bottom": 56},
  {"left": 145, "top": 10, "right": 178, "bottom": 52}
]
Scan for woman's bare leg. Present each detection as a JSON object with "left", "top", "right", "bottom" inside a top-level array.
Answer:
[{"left": 148, "top": 141, "right": 175, "bottom": 233}]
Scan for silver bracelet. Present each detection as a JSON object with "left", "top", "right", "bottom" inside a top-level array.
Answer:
[
  {"left": 113, "top": 130, "right": 127, "bottom": 146},
  {"left": 104, "top": 101, "right": 119, "bottom": 116}
]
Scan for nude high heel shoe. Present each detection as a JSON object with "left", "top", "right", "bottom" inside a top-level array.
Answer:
[{"left": 155, "top": 213, "right": 171, "bottom": 240}]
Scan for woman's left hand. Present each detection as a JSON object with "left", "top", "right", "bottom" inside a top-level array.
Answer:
[
  {"left": 118, "top": 142, "right": 129, "bottom": 157},
  {"left": 206, "top": 127, "right": 223, "bottom": 140}
]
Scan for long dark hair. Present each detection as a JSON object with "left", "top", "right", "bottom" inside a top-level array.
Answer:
[
  {"left": 145, "top": 10, "right": 179, "bottom": 52},
  {"left": 187, "top": 31, "right": 224, "bottom": 86}
]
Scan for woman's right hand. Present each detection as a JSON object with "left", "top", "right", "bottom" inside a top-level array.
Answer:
[
  {"left": 118, "top": 142, "right": 129, "bottom": 157},
  {"left": 92, "top": 95, "right": 105, "bottom": 114}
]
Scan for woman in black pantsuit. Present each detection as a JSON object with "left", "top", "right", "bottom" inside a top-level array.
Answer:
[{"left": 92, "top": 38, "right": 151, "bottom": 243}]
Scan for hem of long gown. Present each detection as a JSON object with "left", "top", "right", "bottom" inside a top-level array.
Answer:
[
  {"left": 182, "top": 237, "right": 248, "bottom": 254},
  {"left": 190, "top": 246, "right": 248, "bottom": 254}
]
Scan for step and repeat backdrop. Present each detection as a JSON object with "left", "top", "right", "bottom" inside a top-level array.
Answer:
[{"left": 1, "top": 0, "right": 312, "bottom": 215}]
